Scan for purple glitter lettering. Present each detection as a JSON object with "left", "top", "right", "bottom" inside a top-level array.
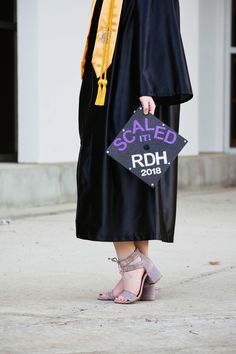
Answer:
[
  {"left": 113, "top": 138, "right": 127, "bottom": 151},
  {"left": 164, "top": 130, "right": 177, "bottom": 144},
  {"left": 123, "top": 129, "right": 136, "bottom": 144}
]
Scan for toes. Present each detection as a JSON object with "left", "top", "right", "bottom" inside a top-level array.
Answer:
[{"left": 115, "top": 295, "right": 129, "bottom": 303}]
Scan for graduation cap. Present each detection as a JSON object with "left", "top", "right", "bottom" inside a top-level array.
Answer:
[{"left": 105, "top": 106, "right": 188, "bottom": 188}]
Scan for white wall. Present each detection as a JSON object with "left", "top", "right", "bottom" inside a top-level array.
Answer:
[
  {"left": 17, "top": 0, "right": 91, "bottom": 162},
  {"left": 198, "top": 0, "right": 225, "bottom": 153},
  {"left": 17, "top": 0, "right": 200, "bottom": 163}
]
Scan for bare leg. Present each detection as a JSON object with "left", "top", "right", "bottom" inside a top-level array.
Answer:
[
  {"left": 134, "top": 240, "right": 149, "bottom": 256},
  {"left": 113, "top": 241, "right": 136, "bottom": 259}
]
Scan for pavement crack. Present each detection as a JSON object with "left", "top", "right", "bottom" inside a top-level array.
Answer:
[{"left": 166, "top": 264, "right": 236, "bottom": 288}]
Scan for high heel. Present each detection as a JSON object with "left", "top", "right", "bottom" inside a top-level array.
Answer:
[
  {"left": 113, "top": 248, "right": 162, "bottom": 304},
  {"left": 141, "top": 282, "right": 156, "bottom": 301},
  {"left": 97, "top": 249, "right": 162, "bottom": 302},
  {"left": 142, "top": 255, "right": 163, "bottom": 284},
  {"left": 140, "top": 270, "right": 163, "bottom": 301}
]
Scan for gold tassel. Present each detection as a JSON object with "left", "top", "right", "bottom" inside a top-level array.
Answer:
[
  {"left": 95, "top": 79, "right": 103, "bottom": 105},
  {"left": 95, "top": 78, "right": 108, "bottom": 106},
  {"left": 100, "top": 79, "right": 108, "bottom": 105}
]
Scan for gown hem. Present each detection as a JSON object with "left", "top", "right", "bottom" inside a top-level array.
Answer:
[{"left": 75, "top": 230, "right": 174, "bottom": 243}]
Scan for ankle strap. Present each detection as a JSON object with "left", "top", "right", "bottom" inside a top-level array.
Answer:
[{"left": 108, "top": 248, "right": 144, "bottom": 274}]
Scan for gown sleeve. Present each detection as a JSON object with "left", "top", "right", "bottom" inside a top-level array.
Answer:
[{"left": 134, "top": 0, "right": 193, "bottom": 105}]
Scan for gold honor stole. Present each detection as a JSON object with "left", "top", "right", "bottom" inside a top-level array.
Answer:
[{"left": 81, "top": 0, "right": 124, "bottom": 106}]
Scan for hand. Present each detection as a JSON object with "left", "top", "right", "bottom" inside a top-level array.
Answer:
[{"left": 139, "top": 96, "right": 156, "bottom": 115}]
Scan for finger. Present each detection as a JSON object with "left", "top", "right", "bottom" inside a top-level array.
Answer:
[
  {"left": 147, "top": 99, "right": 155, "bottom": 115},
  {"left": 149, "top": 102, "right": 156, "bottom": 115},
  {"left": 142, "top": 100, "right": 149, "bottom": 115}
]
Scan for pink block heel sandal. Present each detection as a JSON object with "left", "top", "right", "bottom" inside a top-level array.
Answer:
[{"left": 98, "top": 248, "right": 162, "bottom": 303}]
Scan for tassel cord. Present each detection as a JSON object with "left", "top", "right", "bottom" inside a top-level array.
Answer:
[{"left": 95, "top": 0, "right": 114, "bottom": 106}]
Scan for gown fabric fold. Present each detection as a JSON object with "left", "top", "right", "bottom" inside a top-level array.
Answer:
[{"left": 75, "top": 0, "right": 193, "bottom": 243}]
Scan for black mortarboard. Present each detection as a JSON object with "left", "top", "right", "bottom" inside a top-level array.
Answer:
[{"left": 105, "top": 106, "right": 188, "bottom": 188}]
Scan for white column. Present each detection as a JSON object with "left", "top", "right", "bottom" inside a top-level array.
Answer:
[
  {"left": 17, "top": 0, "right": 39, "bottom": 162},
  {"left": 198, "top": 0, "right": 225, "bottom": 153},
  {"left": 17, "top": 0, "right": 91, "bottom": 163},
  {"left": 179, "top": 0, "right": 200, "bottom": 156}
]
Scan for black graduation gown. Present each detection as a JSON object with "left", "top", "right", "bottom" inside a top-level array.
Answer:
[{"left": 75, "top": 0, "right": 193, "bottom": 243}]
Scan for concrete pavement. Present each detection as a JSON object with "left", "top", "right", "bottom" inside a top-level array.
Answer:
[{"left": 0, "top": 187, "right": 236, "bottom": 353}]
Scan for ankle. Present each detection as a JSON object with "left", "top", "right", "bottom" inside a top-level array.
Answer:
[
  {"left": 117, "top": 248, "right": 144, "bottom": 273},
  {"left": 118, "top": 248, "right": 137, "bottom": 264}
]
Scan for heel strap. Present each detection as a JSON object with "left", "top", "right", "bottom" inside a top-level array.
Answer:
[
  {"left": 108, "top": 250, "right": 162, "bottom": 284},
  {"left": 108, "top": 248, "right": 144, "bottom": 274}
]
